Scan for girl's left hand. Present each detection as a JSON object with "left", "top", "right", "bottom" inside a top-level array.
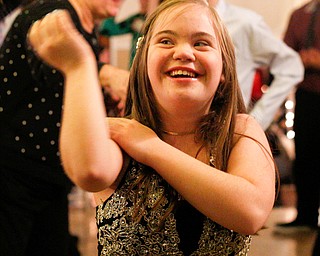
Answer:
[{"left": 107, "top": 118, "right": 160, "bottom": 164}]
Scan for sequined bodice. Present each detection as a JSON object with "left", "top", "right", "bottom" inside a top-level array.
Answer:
[{"left": 96, "top": 160, "right": 251, "bottom": 255}]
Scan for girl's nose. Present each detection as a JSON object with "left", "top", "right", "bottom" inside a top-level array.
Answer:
[{"left": 173, "top": 44, "right": 196, "bottom": 62}]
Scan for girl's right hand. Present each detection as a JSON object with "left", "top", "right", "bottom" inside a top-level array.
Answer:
[
  {"left": 28, "top": 9, "right": 95, "bottom": 74},
  {"left": 108, "top": 118, "right": 161, "bottom": 165}
]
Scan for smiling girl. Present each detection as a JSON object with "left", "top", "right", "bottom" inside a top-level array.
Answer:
[{"left": 28, "top": 0, "right": 277, "bottom": 255}]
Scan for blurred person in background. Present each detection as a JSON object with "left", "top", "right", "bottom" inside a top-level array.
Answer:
[
  {"left": 99, "top": 0, "right": 164, "bottom": 68},
  {"left": 276, "top": 0, "right": 320, "bottom": 233},
  {"left": 208, "top": 0, "right": 304, "bottom": 131}
]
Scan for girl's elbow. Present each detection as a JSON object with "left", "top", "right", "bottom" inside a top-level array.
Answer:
[
  {"left": 240, "top": 220, "right": 265, "bottom": 235},
  {"left": 241, "top": 206, "right": 273, "bottom": 235},
  {"left": 73, "top": 174, "right": 111, "bottom": 192},
  {"left": 63, "top": 160, "right": 116, "bottom": 192}
]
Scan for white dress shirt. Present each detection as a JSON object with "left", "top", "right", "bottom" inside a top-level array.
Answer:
[{"left": 216, "top": 0, "right": 304, "bottom": 130}]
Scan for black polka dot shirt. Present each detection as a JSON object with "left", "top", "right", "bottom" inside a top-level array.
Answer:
[{"left": 0, "top": 0, "right": 101, "bottom": 184}]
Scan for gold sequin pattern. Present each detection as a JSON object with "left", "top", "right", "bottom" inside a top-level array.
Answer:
[{"left": 96, "top": 161, "right": 251, "bottom": 255}]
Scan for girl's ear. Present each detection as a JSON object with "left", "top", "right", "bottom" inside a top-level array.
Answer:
[{"left": 220, "top": 74, "right": 225, "bottom": 84}]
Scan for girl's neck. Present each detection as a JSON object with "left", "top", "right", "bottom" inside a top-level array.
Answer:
[
  {"left": 161, "top": 129, "right": 195, "bottom": 136},
  {"left": 160, "top": 113, "right": 199, "bottom": 134}
]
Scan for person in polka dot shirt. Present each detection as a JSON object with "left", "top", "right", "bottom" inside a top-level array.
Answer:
[{"left": 0, "top": 0, "right": 125, "bottom": 255}]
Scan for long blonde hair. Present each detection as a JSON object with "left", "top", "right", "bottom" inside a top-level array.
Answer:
[
  {"left": 126, "top": 0, "right": 246, "bottom": 170},
  {"left": 124, "top": 0, "right": 247, "bottom": 224}
]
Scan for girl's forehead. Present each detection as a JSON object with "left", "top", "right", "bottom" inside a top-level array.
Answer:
[{"left": 151, "top": 4, "right": 216, "bottom": 36}]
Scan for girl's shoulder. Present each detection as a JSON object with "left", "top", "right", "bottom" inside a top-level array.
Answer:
[
  {"left": 235, "top": 113, "right": 255, "bottom": 129},
  {"left": 234, "top": 113, "right": 266, "bottom": 140}
]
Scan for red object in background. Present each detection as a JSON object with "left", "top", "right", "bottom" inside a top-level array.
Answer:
[{"left": 251, "top": 69, "right": 263, "bottom": 102}]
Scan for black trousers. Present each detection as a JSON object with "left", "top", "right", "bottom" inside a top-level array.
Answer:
[
  {"left": 0, "top": 166, "right": 71, "bottom": 256},
  {"left": 293, "top": 88, "right": 320, "bottom": 226},
  {"left": 313, "top": 228, "right": 320, "bottom": 256}
]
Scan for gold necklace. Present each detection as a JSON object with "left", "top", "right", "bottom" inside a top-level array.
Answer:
[{"left": 161, "top": 129, "right": 195, "bottom": 136}]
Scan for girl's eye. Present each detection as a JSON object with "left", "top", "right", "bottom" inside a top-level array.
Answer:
[
  {"left": 195, "top": 41, "right": 209, "bottom": 47},
  {"left": 160, "top": 39, "right": 173, "bottom": 45}
]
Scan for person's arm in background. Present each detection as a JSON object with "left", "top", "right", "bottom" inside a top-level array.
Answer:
[
  {"left": 300, "top": 48, "right": 320, "bottom": 70},
  {"left": 99, "top": 63, "right": 129, "bottom": 114},
  {"left": 97, "top": 17, "right": 132, "bottom": 114},
  {"left": 246, "top": 15, "right": 304, "bottom": 130}
]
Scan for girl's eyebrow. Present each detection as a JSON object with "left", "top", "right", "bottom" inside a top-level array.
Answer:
[
  {"left": 153, "top": 30, "right": 177, "bottom": 38},
  {"left": 154, "top": 30, "right": 216, "bottom": 41}
]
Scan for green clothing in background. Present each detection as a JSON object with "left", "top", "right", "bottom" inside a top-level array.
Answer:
[{"left": 99, "top": 14, "right": 145, "bottom": 67}]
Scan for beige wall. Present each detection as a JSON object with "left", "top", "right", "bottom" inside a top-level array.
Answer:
[
  {"left": 117, "top": 0, "right": 310, "bottom": 37},
  {"left": 228, "top": 0, "right": 310, "bottom": 37}
]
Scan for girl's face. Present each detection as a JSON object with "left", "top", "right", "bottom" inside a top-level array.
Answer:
[{"left": 147, "top": 4, "right": 224, "bottom": 116}]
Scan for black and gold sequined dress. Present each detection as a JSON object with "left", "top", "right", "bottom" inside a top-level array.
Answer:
[{"left": 96, "top": 160, "right": 252, "bottom": 255}]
